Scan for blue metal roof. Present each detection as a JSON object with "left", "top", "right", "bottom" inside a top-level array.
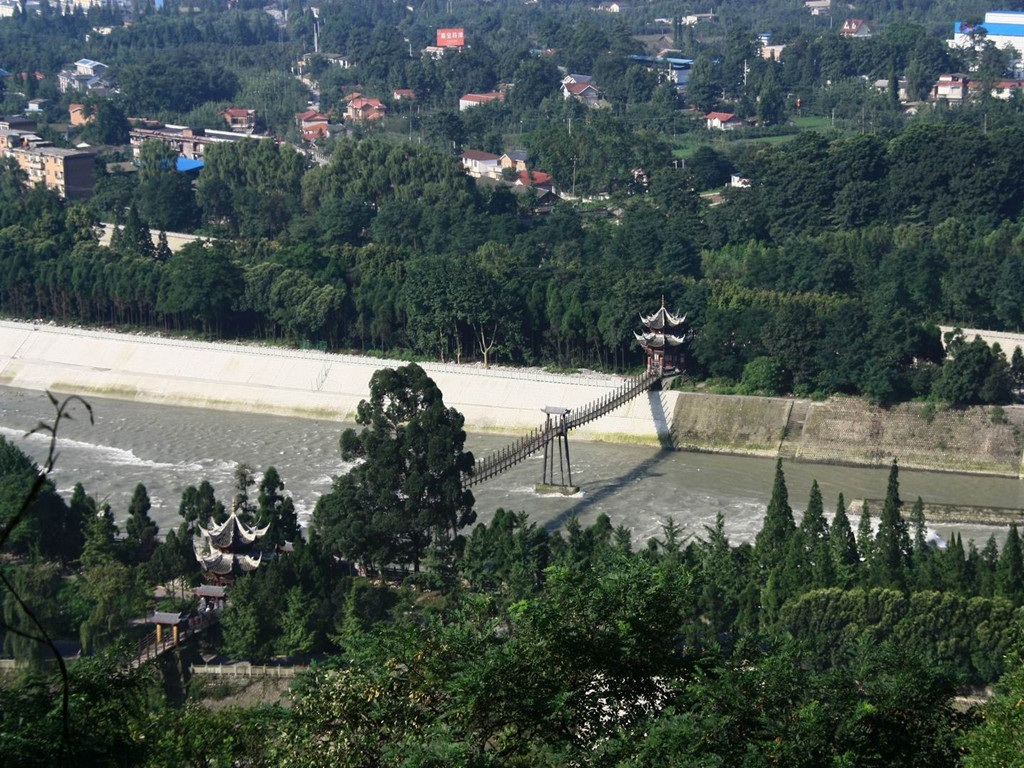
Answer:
[
  {"left": 954, "top": 19, "right": 1024, "bottom": 36},
  {"left": 175, "top": 157, "right": 204, "bottom": 172}
]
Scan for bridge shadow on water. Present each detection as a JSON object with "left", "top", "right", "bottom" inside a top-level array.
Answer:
[{"left": 543, "top": 384, "right": 677, "bottom": 532}]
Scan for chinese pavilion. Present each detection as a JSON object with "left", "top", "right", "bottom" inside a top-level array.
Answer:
[
  {"left": 634, "top": 299, "right": 692, "bottom": 373},
  {"left": 193, "top": 508, "right": 269, "bottom": 584}
]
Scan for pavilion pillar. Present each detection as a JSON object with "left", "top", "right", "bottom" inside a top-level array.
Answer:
[
  {"left": 156, "top": 624, "right": 163, "bottom": 644},
  {"left": 172, "top": 624, "right": 180, "bottom": 645}
]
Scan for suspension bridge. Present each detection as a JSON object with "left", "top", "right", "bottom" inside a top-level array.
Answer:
[{"left": 464, "top": 368, "right": 663, "bottom": 492}]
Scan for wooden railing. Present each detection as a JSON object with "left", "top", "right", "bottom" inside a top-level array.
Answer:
[
  {"left": 127, "top": 610, "right": 220, "bottom": 670},
  {"left": 464, "top": 369, "right": 660, "bottom": 488}
]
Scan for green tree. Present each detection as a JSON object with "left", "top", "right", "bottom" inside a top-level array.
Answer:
[
  {"left": 124, "top": 483, "right": 158, "bottom": 562},
  {"left": 313, "top": 364, "right": 476, "bottom": 572},
  {"left": 688, "top": 54, "right": 719, "bottom": 114},
  {"left": 756, "top": 64, "right": 784, "bottom": 126},
  {"left": 997, "top": 524, "right": 1024, "bottom": 603},
  {"left": 257, "top": 466, "right": 298, "bottom": 549},
  {"left": 831, "top": 493, "right": 860, "bottom": 586},
  {"left": 755, "top": 459, "right": 795, "bottom": 573},
  {"left": 872, "top": 459, "right": 911, "bottom": 590}
]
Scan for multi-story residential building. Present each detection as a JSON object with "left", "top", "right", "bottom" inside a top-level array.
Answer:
[
  {"left": 129, "top": 124, "right": 251, "bottom": 161},
  {"left": 0, "top": 131, "right": 94, "bottom": 198}
]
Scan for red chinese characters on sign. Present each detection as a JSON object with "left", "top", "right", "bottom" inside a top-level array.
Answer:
[{"left": 436, "top": 28, "right": 465, "bottom": 47}]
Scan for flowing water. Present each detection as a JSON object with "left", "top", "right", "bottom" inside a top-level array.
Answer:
[{"left": 2, "top": 386, "right": 1023, "bottom": 548}]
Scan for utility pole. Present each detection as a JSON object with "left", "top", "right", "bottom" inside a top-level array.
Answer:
[{"left": 572, "top": 155, "right": 578, "bottom": 198}]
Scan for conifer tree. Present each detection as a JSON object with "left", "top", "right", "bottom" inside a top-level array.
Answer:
[
  {"left": 872, "top": 459, "right": 911, "bottom": 590},
  {"left": 756, "top": 459, "right": 795, "bottom": 573},
  {"left": 831, "top": 493, "right": 859, "bottom": 586},
  {"left": 910, "top": 497, "right": 927, "bottom": 551},
  {"left": 997, "top": 524, "right": 1024, "bottom": 603},
  {"left": 800, "top": 480, "right": 833, "bottom": 588},
  {"left": 125, "top": 483, "right": 158, "bottom": 563},
  {"left": 155, "top": 230, "right": 172, "bottom": 262},
  {"left": 857, "top": 500, "right": 874, "bottom": 569},
  {"left": 944, "top": 533, "right": 968, "bottom": 593},
  {"left": 979, "top": 534, "right": 1001, "bottom": 597}
]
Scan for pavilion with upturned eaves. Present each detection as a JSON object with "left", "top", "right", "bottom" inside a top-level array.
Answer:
[
  {"left": 193, "top": 509, "right": 269, "bottom": 585},
  {"left": 634, "top": 299, "right": 693, "bottom": 374}
]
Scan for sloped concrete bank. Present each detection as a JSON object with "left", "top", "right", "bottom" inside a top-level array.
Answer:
[
  {"left": 1, "top": 320, "right": 1021, "bottom": 477},
  {"left": 0, "top": 321, "right": 675, "bottom": 445},
  {"left": 668, "top": 392, "right": 1024, "bottom": 477}
]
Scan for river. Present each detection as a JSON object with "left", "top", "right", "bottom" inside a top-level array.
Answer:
[{"left": 1, "top": 386, "right": 1022, "bottom": 548}]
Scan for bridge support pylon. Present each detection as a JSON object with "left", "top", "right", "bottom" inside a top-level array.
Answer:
[{"left": 536, "top": 406, "right": 580, "bottom": 496}]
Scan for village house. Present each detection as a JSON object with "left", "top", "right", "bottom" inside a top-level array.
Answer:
[
  {"left": 871, "top": 78, "right": 910, "bottom": 102},
  {"left": 761, "top": 44, "right": 786, "bottom": 60},
  {"left": 345, "top": 98, "right": 387, "bottom": 122},
  {"left": 393, "top": 88, "right": 416, "bottom": 101},
  {"left": 26, "top": 98, "right": 49, "bottom": 113},
  {"left": 804, "top": 0, "right": 830, "bottom": 15},
  {"left": 69, "top": 103, "right": 93, "bottom": 126},
  {"left": 562, "top": 80, "right": 604, "bottom": 106},
  {"left": 706, "top": 111, "right": 741, "bottom": 130},
  {"left": 839, "top": 19, "right": 873, "bottom": 37},
  {"left": 515, "top": 169, "right": 555, "bottom": 194},
  {"left": 221, "top": 107, "right": 257, "bottom": 132},
  {"left": 594, "top": 1, "right": 625, "bottom": 11},
  {"left": 500, "top": 149, "right": 528, "bottom": 173},
  {"left": 459, "top": 91, "right": 504, "bottom": 111},
  {"left": 460, "top": 149, "right": 502, "bottom": 178},
  {"left": 931, "top": 73, "right": 970, "bottom": 102},
  {"left": 295, "top": 108, "right": 330, "bottom": 140}
]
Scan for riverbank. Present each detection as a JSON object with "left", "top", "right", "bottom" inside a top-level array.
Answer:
[{"left": 1, "top": 320, "right": 1022, "bottom": 477}]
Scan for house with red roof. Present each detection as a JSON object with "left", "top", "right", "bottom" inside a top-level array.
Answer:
[
  {"left": 393, "top": 88, "right": 416, "bottom": 101},
  {"left": 839, "top": 19, "right": 872, "bottom": 37},
  {"left": 295, "top": 108, "right": 330, "bottom": 140},
  {"left": 515, "top": 169, "right": 555, "bottom": 193},
  {"left": 459, "top": 91, "right": 505, "bottom": 111},
  {"left": 346, "top": 98, "right": 387, "bottom": 122},
  {"left": 221, "top": 107, "right": 257, "bottom": 131},
  {"left": 561, "top": 80, "right": 604, "bottom": 107},
  {"left": 705, "top": 111, "right": 741, "bottom": 130}
]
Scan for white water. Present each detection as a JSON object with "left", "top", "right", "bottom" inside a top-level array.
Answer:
[{"left": 1, "top": 387, "right": 1022, "bottom": 547}]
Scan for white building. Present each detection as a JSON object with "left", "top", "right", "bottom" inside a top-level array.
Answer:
[{"left": 951, "top": 11, "right": 1024, "bottom": 58}]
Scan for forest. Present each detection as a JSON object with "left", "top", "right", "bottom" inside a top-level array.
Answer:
[
  {"left": 3, "top": 370, "right": 1024, "bottom": 765},
  {"left": 5, "top": 116, "right": 1024, "bottom": 405}
]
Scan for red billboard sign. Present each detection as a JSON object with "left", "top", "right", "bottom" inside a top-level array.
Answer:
[{"left": 436, "top": 28, "right": 465, "bottom": 47}]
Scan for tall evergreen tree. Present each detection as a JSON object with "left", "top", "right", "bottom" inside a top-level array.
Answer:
[
  {"left": 831, "top": 493, "right": 859, "bottom": 586},
  {"left": 872, "top": 459, "right": 911, "bottom": 590},
  {"left": 755, "top": 459, "right": 795, "bottom": 573},
  {"left": 997, "top": 524, "right": 1024, "bottom": 603},
  {"left": 800, "top": 480, "right": 833, "bottom": 588},
  {"left": 857, "top": 500, "right": 874, "bottom": 569},
  {"left": 257, "top": 466, "right": 298, "bottom": 549},
  {"left": 979, "top": 534, "right": 1000, "bottom": 597},
  {"left": 125, "top": 483, "right": 158, "bottom": 563}
]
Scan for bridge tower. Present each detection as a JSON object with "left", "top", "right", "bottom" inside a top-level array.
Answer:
[
  {"left": 634, "top": 297, "right": 692, "bottom": 375},
  {"left": 536, "top": 405, "right": 580, "bottom": 496}
]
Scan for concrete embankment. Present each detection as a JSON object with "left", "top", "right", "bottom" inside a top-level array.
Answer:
[
  {"left": 0, "top": 321, "right": 675, "bottom": 445},
  {"left": 669, "top": 391, "right": 1024, "bottom": 477},
  {"left": 1, "top": 320, "right": 1022, "bottom": 476}
]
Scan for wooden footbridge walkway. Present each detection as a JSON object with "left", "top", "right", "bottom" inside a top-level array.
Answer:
[
  {"left": 465, "top": 369, "right": 662, "bottom": 489},
  {"left": 127, "top": 610, "right": 219, "bottom": 670}
]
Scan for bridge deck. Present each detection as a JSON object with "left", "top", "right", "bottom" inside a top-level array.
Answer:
[{"left": 465, "top": 369, "right": 661, "bottom": 488}]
